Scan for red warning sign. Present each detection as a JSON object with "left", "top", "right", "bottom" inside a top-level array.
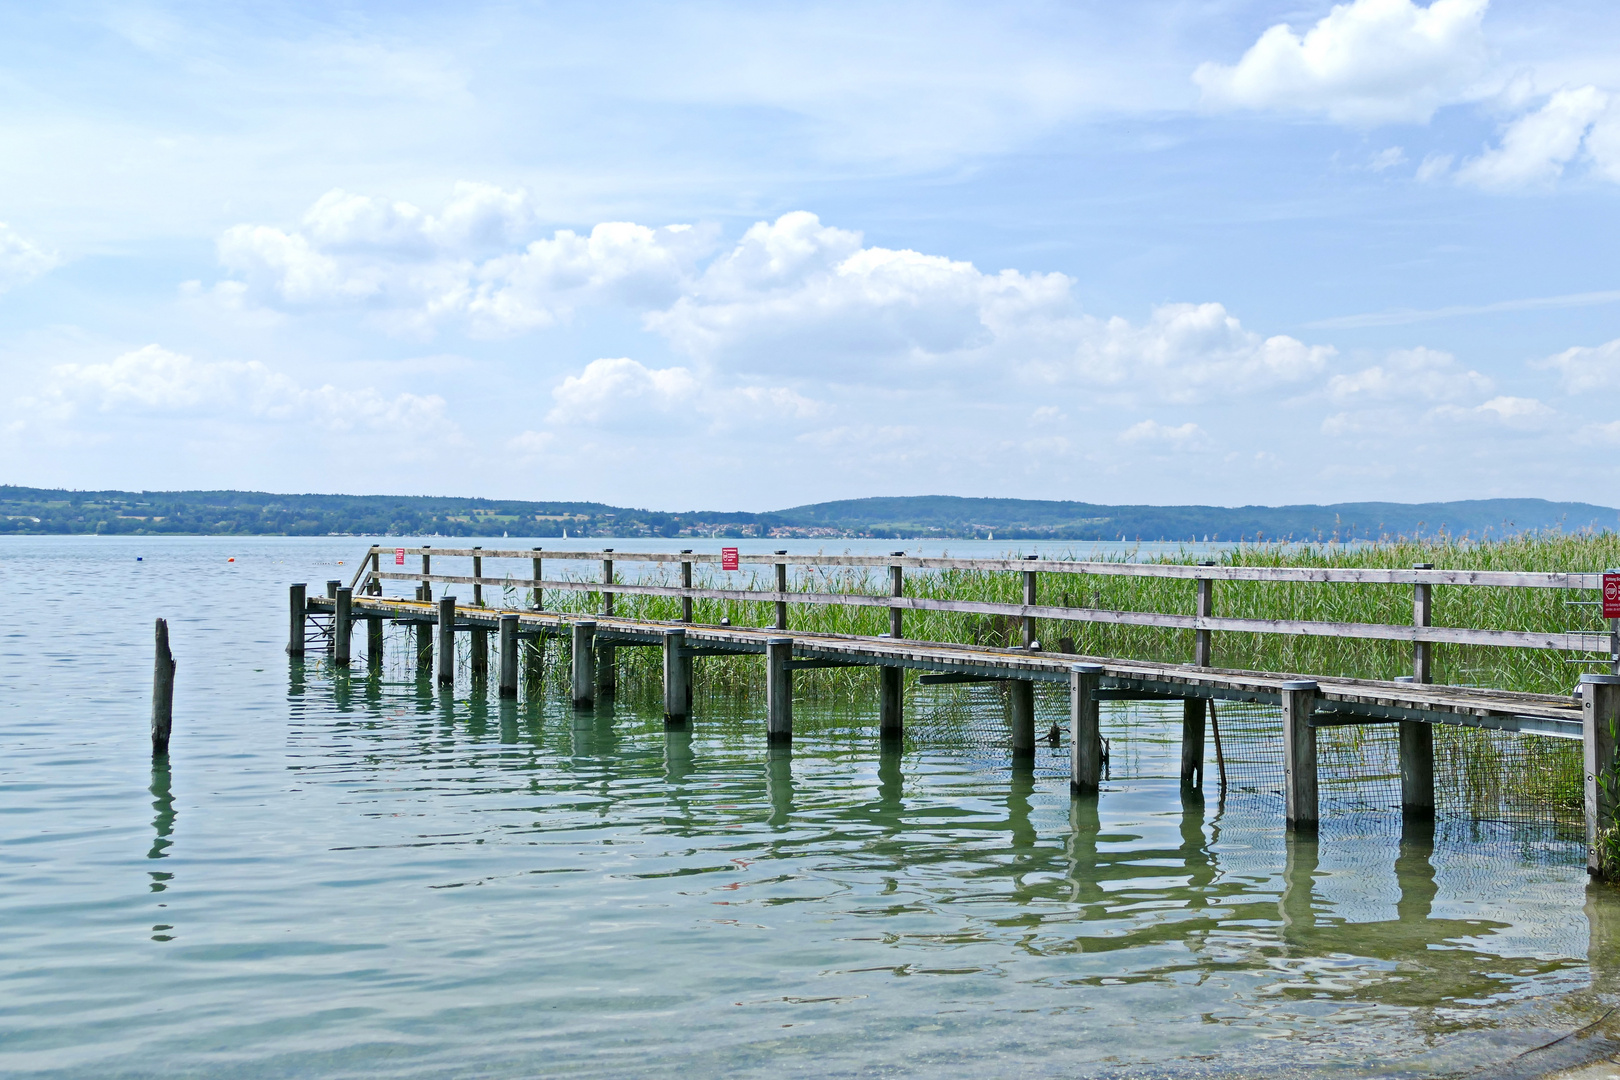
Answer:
[
  {"left": 1604, "top": 572, "right": 1620, "bottom": 619},
  {"left": 721, "top": 547, "right": 739, "bottom": 571},
  {"left": 395, "top": 547, "right": 406, "bottom": 565}
]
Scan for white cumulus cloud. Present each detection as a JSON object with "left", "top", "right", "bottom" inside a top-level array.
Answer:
[
  {"left": 1537, "top": 336, "right": 1620, "bottom": 392},
  {"left": 1457, "top": 86, "right": 1611, "bottom": 188},
  {"left": 1194, "top": 0, "right": 1490, "bottom": 124}
]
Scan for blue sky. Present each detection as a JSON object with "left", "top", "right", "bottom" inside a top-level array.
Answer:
[{"left": 3, "top": 0, "right": 1619, "bottom": 511}]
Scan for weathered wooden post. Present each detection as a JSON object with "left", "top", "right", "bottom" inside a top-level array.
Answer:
[
  {"left": 880, "top": 553, "right": 905, "bottom": 739},
  {"left": 368, "top": 550, "right": 381, "bottom": 595},
  {"left": 531, "top": 548, "right": 543, "bottom": 610},
  {"left": 415, "top": 611, "right": 432, "bottom": 674},
  {"left": 524, "top": 632, "right": 546, "bottom": 693},
  {"left": 327, "top": 579, "right": 340, "bottom": 599},
  {"left": 420, "top": 546, "right": 432, "bottom": 602},
  {"left": 1009, "top": 679, "right": 1036, "bottom": 759},
  {"left": 1281, "top": 679, "right": 1319, "bottom": 832},
  {"left": 1194, "top": 560, "right": 1214, "bottom": 666},
  {"left": 571, "top": 621, "right": 596, "bottom": 708},
  {"left": 498, "top": 613, "right": 519, "bottom": 699},
  {"left": 766, "top": 637, "right": 793, "bottom": 742},
  {"left": 367, "top": 614, "right": 383, "bottom": 672},
  {"left": 287, "top": 583, "right": 306, "bottom": 656},
  {"left": 663, "top": 628, "right": 689, "bottom": 723},
  {"left": 1070, "top": 663, "right": 1104, "bottom": 794},
  {"left": 436, "top": 595, "right": 456, "bottom": 687},
  {"left": 1022, "top": 555, "right": 1038, "bottom": 648},
  {"left": 1400, "top": 563, "right": 1437, "bottom": 819},
  {"left": 1181, "top": 698, "right": 1205, "bottom": 790},
  {"left": 597, "top": 551, "right": 615, "bottom": 696},
  {"left": 334, "top": 586, "right": 352, "bottom": 665},
  {"left": 600, "top": 550, "right": 614, "bottom": 617},
  {"left": 471, "top": 625, "right": 489, "bottom": 678},
  {"left": 774, "top": 551, "right": 788, "bottom": 631},
  {"left": 680, "top": 551, "right": 694, "bottom": 623},
  {"left": 152, "top": 618, "right": 175, "bottom": 757},
  {"left": 1583, "top": 673, "right": 1620, "bottom": 877},
  {"left": 472, "top": 547, "right": 483, "bottom": 607}
]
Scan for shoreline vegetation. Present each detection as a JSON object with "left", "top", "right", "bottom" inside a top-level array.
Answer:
[{"left": 2, "top": 485, "right": 1615, "bottom": 541}]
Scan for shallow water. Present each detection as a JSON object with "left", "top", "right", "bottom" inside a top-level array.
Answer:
[{"left": 3, "top": 535, "right": 1618, "bottom": 1078}]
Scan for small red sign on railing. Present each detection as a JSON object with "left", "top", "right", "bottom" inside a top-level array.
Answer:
[
  {"left": 721, "top": 547, "right": 739, "bottom": 571},
  {"left": 1604, "top": 572, "right": 1620, "bottom": 619},
  {"left": 395, "top": 547, "right": 405, "bottom": 566}
]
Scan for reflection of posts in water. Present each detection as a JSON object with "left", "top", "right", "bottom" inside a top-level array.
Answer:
[
  {"left": 1396, "top": 817, "right": 1437, "bottom": 927},
  {"left": 287, "top": 654, "right": 306, "bottom": 698},
  {"left": 1066, "top": 794, "right": 1103, "bottom": 906},
  {"left": 1588, "top": 880, "right": 1620, "bottom": 997},
  {"left": 148, "top": 759, "right": 175, "bottom": 892},
  {"left": 876, "top": 742, "right": 903, "bottom": 831},
  {"left": 1180, "top": 789, "right": 1214, "bottom": 900},
  {"left": 1280, "top": 832, "right": 1320, "bottom": 945},
  {"left": 766, "top": 745, "right": 794, "bottom": 828},
  {"left": 1009, "top": 762, "right": 1037, "bottom": 854},
  {"left": 497, "top": 696, "right": 520, "bottom": 743},
  {"left": 663, "top": 725, "right": 694, "bottom": 784}
]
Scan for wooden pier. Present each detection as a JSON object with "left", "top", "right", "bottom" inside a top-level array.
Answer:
[{"left": 290, "top": 545, "right": 1620, "bottom": 873}]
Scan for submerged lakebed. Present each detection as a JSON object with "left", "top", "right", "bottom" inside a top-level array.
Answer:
[{"left": 3, "top": 535, "right": 1619, "bottom": 1078}]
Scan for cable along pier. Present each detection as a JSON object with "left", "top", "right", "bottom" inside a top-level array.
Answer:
[{"left": 292, "top": 545, "right": 1620, "bottom": 872}]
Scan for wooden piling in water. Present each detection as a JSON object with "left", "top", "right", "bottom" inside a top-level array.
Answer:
[
  {"left": 881, "top": 555, "right": 905, "bottom": 739},
  {"left": 1583, "top": 674, "right": 1620, "bottom": 877},
  {"left": 152, "top": 618, "right": 175, "bottom": 757},
  {"left": 766, "top": 637, "right": 793, "bottom": 743},
  {"left": 1180, "top": 698, "right": 1205, "bottom": 790},
  {"left": 663, "top": 628, "right": 689, "bottom": 723},
  {"left": 571, "top": 622, "right": 596, "bottom": 708},
  {"left": 471, "top": 628, "right": 488, "bottom": 678},
  {"left": 1399, "top": 563, "right": 1438, "bottom": 820},
  {"left": 1009, "top": 679, "right": 1036, "bottom": 758},
  {"left": 1281, "top": 680, "right": 1319, "bottom": 831},
  {"left": 523, "top": 632, "right": 546, "bottom": 693},
  {"left": 437, "top": 595, "right": 456, "bottom": 687},
  {"left": 334, "top": 587, "right": 352, "bottom": 666},
  {"left": 498, "top": 613, "right": 518, "bottom": 699},
  {"left": 1070, "top": 663, "right": 1103, "bottom": 794},
  {"left": 367, "top": 614, "right": 383, "bottom": 672},
  {"left": 287, "top": 583, "right": 306, "bottom": 656},
  {"left": 597, "top": 553, "right": 615, "bottom": 696}
]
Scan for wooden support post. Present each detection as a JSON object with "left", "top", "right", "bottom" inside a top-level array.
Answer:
[
  {"left": 1195, "top": 561, "right": 1214, "bottom": 667},
  {"left": 663, "top": 628, "right": 689, "bottom": 722},
  {"left": 367, "top": 615, "right": 383, "bottom": 672},
  {"left": 1180, "top": 698, "right": 1205, "bottom": 790},
  {"left": 437, "top": 595, "right": 456, "bottom": 687},
  {"left": 334, "top": 586, "right": 352, "bottom": 665},
  {"left": 680, "top": 551, "right": 693, "bottom": 623},
  {"left": 368, "top": 551, "right": 381, "bottom": 595},
  {"left": 766, "top": 637, "right": 793, "bottom": 743},
  {"left": 1399, "top": 720, "right": 1435, "bottom": 819},
  {"left": 597, "top": 642, "right": 616, "bottom": 697},
  {"left": 152, "top": 618, "right": 175, "bottom": 757},
  {"left": 287, "top": 583, "right": 307, "bottom": 656},
  {"left": 879, "top": 668, "right": 903, "bottom": 740},
  {"left": 1412, "top": 563, "right": 1432, "bottom": 683},
  {"left": 774, "top": 551, "right": 788, "bottom": 631},
  {"left": 1583, "top": 674, "right": 1620, "bottom": 877},
  {"left": 1022, "top": 555, "right": 1038, "bottom": 648},
  {"left": 415, "top": 617, "right": 432, "bottom": 674},
  {"left": 498, "top": 613, "right": 518, "bottom": 699},
  {"left": 472, "top": 547, "right": 483, "bottom": 607},
  {"left": 471, "top": 627, "right": 488, "bottom": 678},
  {"left": 420, "top": 547, "right": 432, "bottom": 602},
  {"left": 889, "top": 555, "right": 904, "bottom": 639},
  {"left": 327, "top": 579, "right": 340, "bottom": 599},
  {"left": 532, "top": 548, "right": 543, "bottom": 610},
  {"left": 1281, "top": 680, "right": 1319, "bottom": 832},
  {"left": 524, "top": 632, "right": 546, "bottom": 693},
  {"left": 1009, "top": 679, "right": 1036, "bottom": 758},
  {"left": 571, "top": 622, "right": 596, "bottom": 708},
  {"left": 1070, "top": 664, "right": 1103, "bottom": 794},
  {"left": 601, "top": 551, "right": 614, "bottom": 617}
]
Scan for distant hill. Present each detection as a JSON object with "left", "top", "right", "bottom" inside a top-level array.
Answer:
[{"left": 0, "top": 486, "right": 1612, "bottom": 540}]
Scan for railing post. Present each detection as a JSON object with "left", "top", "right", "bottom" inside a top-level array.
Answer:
[
  {"left": 287, "top": 583, "right": 306, "bottom": 656},
  {"left": 436, "top": 595, "right": 456, "bottom": 687},
  {"left": 1401, "top": 563, "right": 1437, "bottom": 820},
  {"left": 334, "top": 587, "right": 352, "bottom": 665},
  {"left": 1071, "top": 663, "right": 1104, "bottom": 794},
  {"left": 766, "top": 637, "right": 793, "bottom": 743},
  {"left": 774, "top": 551, "right": 789, "bottom": 631},
  {"left": 680, "top": 550, "right": 694, "bottom": 623},
  {"left": 532, "top": 548, "right": 543, "bottom": 611},
  {"left": 420, "top": 546, "right": 432, "bottom": 602},
  {"left": 1412, "top": 563, "right": 1432, "bottom": 682},
  {"left": 1022, "top": 555, "right": 1038, "bottom": 648},
  {"left": 888, "top": 553, "right": 904, "bottom": 639},
  {"left": 571, "top": 621, "right": 596, "bottom": 708},
  {"left": 1281, "top": 680, "right": 1319, "bottom": 832},
  {"left": 1195, "top": 560, "right": 1214, "bottom": 667},
  {"left": 472, "top": 547, "right": 483, "bottom": 607},
  {"left": 369, "top": 550, "right": 381, "bottom": 595},
  {"left": 601, "top": 550, "right": 614, "bottom": 617},
  {"left": 498, "top": 613, "right": 518, "bottom": 698},
  {"left": 1584, "top": 674, "right": 1620, "bottom": 877},
  {"left": 663, "top": 628, "right": 689, "bottom": 723},
  {"left": 881, "top": 552, "right": 905, "bottom": 740}
]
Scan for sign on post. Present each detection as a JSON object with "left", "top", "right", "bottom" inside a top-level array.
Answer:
[
  {"left": 1605, "top": 571, "right": 1620, "bottom": 619},
  {"left": 721, "top": 547, "right": 739, "bottom": 571},
  {"left": 395, "top": 547, "right": 406, "bottom": 566}
]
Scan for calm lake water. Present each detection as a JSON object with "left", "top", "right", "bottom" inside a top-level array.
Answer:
[{"left": 3, "top": 535, "right": 1619, "bottom": 1078}]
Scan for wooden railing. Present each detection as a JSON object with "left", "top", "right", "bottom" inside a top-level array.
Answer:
[{"left": 344, "top": 545, "right": 1619, "bottom": 659}]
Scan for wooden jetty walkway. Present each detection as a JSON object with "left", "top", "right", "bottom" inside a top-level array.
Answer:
[{"left": 289, "top": 545, "right": 1620, "bottom": 873}]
